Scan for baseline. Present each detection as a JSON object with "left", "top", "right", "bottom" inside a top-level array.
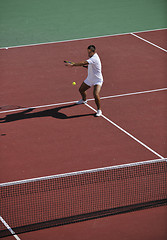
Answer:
[{"left": 0, "top": 28, "right": 166, "bottom": 50}]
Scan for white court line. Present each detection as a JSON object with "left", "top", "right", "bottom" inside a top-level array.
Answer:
[
  {"left": 0, "top": 28, "right": 166, "bottom": 49},
  {"left": 85, "top": 103, "right": 164, "bottom": 159},
  {"left": 131, "top": 33, "right": 167, "bottom": 52},
  {"left": 0, "top": 87, "right": 166, "bottom": 115},
  {"left": 89, "top": 87, "right": 167, "bottom": 101},
  {"left": 0, "top": 100, "right": 77, "bottom": 114},
  {"left": 0, "top": 216, "right": 21, "bottom": 240}
]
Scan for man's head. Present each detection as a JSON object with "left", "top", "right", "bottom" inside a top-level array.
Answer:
[{"left": 87, "top": 45, "right": 96, "bottom": 57}]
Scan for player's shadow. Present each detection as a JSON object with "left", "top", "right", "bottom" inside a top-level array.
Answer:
[{"left": 0, "top": 104, "right": 95, "bottom": 123}]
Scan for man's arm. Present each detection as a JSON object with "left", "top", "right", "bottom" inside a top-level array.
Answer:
[
  {"left": 73, "top": 61, "right": 88, "bottom": 67},
  {"left": 65, "top": 61, "right": 89, "bottom": 67}
]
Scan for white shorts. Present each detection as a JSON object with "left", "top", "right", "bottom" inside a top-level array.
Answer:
[{"left": 84, "top": 77, "right": 103, "bottom": 87}]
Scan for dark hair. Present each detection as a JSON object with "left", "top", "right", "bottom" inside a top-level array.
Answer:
[{"left": 88, "top": 45, "right": 96, "bottom": 52}]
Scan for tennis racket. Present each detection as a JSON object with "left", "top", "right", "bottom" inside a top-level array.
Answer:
[
  {"left": 64, "top": 60, "right": 74, "bottom": 65},
  {"left": 64, "top": 60, "right": 88, "bottom": 68}
]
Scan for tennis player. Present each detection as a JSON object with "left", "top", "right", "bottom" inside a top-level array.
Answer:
[{"left": 65, "top": 45, "right": 103, "bottom": 117}]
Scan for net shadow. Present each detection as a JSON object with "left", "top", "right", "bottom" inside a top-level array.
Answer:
[{"left": 0, "top": 199, "right": 166, "bottom": 238}]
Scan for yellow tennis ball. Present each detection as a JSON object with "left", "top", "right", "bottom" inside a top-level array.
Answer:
[{"left": 72, "top": 82, "right": 76, "bottom": 86}]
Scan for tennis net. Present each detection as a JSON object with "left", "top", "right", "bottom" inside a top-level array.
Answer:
[{"left": 0, "top": 158, "right": 166, "bottom": 237}]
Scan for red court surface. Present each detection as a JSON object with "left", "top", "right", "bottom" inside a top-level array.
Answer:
[
  {"left": 14, "top": 206, "right": 167, "bottom": 240},
  {"left": 89, "top": 90, "right": 167, "bottom": 157},
  {"left": 2, "top": 206, "right": 167, "bottom": 240},
  {"left": 136, "top": 28, "right": 167, "bottom": 49},
  {"left": 0, "top": 29, "right": 167, "bottom": 239}
]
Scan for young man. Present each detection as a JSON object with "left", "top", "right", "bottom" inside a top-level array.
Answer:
[{"left": 65, "top": 45, "right": 103, "bottom": 117}]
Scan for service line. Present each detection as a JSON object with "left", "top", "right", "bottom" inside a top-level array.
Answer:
[
  {"left": 0, "top": 87, "right": 166, "bottom": 114},
  {"left": 85, "top": 103, "right": 164, "bottom": 159}
]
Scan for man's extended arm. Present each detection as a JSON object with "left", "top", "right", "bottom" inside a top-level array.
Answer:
[
  {"left": 72, "top": 61, "right": 88, "bottom": 67},
  {"left": 65, "top": 61, "right": 88, "bottom": 67}
]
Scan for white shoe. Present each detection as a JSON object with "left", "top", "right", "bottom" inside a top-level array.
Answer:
[
  {"left": 76, "top": 99, "right": 87, "bottom": 105},
  {"left": 96, "top": 110, "right": 102, "bottom": 117}
]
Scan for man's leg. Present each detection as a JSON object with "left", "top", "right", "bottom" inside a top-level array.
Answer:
[
  {"left": 93, "top": 85, "right": 102, "bottom": 110},
  {"left": 79, "top": 82, "right": 90, "bottom": 101}
]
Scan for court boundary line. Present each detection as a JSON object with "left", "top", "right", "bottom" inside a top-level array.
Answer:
[
  {"left": 0, "top": 87, "right": 166, "bottom": 114},
  {"left": 89, "top": 87, "right": 167, "bottom": 101},
  {"left": 0, "top": 158, "right": 166, "bottom": 186},
  {"left": 131, "top": 33, "right": 167, "bottom": 52},
  {"left": 0, "top": 216, "right": 21, "bottom": 240},
  {"left": 0, "top": 28, "right": 166, "bottom": 49},
  {"left": 85, "top": 103, "right": 164, "bottom": 159}
]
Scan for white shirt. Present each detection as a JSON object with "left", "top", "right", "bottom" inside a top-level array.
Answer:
[{"left": 87, "top": 53, "right": 103, "bottom": 82}]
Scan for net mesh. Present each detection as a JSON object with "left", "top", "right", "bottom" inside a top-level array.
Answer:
[{"left": 0, "top": 159, "right": 167, "bottom": 237}]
